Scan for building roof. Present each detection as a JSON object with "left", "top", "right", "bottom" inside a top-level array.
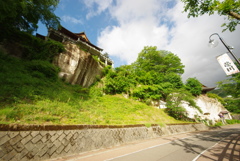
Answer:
[
  {"left": 57, "top": 26, "right": 103, "bottom": 51},
  {"left": 201, "top": 84, "right": 216, "bottom": 93},
  {"left": 75, "top": 32, "right": 90, "bottom": 42}
]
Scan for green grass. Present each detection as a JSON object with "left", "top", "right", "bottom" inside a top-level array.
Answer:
[
  {"left": 0, "top": 50, "right": 183, "bottom": 125},
  {"left": 0, "top": 95, "right": 182, "bottom": 125}
]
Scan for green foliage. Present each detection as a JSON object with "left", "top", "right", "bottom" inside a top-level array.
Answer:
[
  {"left": 26, "top": 60, "right": 60, "bottom": 80},
  {"left": 132, "top": 85, "right": 163, "bottom": 101},
  {"left": 165, "top": 89, "right": 202, "bottom": 121},
  {"left": 207, "top": 93, "right": 225, "bottom": 105},
  {"left": 5, "top": 31, "right": 64, "bottom": 61},
  {"left": 0, "top": 0, "right": 60, "bottom": 36},
  {"left": 104, "top": 46, "right": 185, "bottom": 104},
  {"left": 213, "top": 122, "right": 223, "bottom": 127},
  {"left": 134, "top": 46, "right": 185, "bottom": 74},
  {"left": 0, "top": 50, "right": 89, "bottom": 106},
  {"left": 181, "top": 0, "right": 240, "bottom": 32},
  {"left": 223, "top": 97, "right": 240, "bottom": 113},
  {"left": 217, "top": 72, "right": 240, "bottom": 98},
  {"left": 185, "top": 77, "right": 202, "bottom": 96},
  {"left": 226, "top": 119, "right": 240, "bottom": 124}
]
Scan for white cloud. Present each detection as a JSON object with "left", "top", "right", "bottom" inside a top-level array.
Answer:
[
  {"left": 165, "top": 1, "right": 240, "bottom": 86},
  {"left": 97, "top": 0, "right": 171, "bottom": 64},
  {"left": 83, "top": 0, "right": 113, "bottom": 19},
  {"left": 61, "top": 15, "right": 83, "bottom": 24},
  {"left": 95, "top": 0, "right": 240, "bottom": 86}
]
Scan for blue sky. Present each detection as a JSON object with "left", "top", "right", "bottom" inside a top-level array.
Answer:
[{"left": 37, "top": 0, "right": 240, "bottom": 87}]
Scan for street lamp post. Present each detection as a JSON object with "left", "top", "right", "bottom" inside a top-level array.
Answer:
[{"left": 209, "top": 33, "right": 240, "bottom": 66}]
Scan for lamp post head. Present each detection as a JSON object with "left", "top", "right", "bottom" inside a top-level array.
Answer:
[{"left": 208, "top": 38, "right": 219, "bottom": 48}]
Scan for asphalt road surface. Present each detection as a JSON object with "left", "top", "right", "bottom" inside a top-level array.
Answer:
[{"left": 51, "top": 124, "right": 240, "bottom": 161}]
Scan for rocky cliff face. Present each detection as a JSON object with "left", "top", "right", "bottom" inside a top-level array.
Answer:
[
  {"left": 181, "top": 95, "right": 231, "bottom": 124},
  {"left": 53, "top": 42, "right": 104, "bottom": 87},
  {"left": 159, "top": 95, "right": 231, "bottom": 124}
]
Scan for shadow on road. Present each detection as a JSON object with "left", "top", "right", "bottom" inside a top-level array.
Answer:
[{"left": 162, "top": 127, "right": 240, "bottom": 161}]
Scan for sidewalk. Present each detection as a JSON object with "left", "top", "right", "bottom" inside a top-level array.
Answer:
[{"left": 196, "top": 125, "right": 240, "bottom": 161}]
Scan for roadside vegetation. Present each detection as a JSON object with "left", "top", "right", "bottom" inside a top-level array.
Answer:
[{"left": 0, "top": 0, "right": 239, "bottom": 126}]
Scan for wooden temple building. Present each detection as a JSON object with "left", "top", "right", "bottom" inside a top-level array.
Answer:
[{"left": 38, "top": 26, "right": 113, "bottom": 67}]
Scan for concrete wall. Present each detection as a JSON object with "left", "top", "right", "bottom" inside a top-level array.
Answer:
[{"left": 0, "top": 123, "right": 209, "bottom": 161}]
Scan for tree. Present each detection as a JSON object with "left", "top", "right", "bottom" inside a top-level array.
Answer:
[
  {"left": 0, "top": 0, "right": 60, "bottom": 35},
  {"left": 217, "top": 73, "right": 240, "bottom": 98},
  {"left": 134, "top": 46, "right": 185, "bottom": 74},
  {"left": 181, "top": 0, "right": 240, "bottom": 32},
  {"left": 185, "top": 77, "right": 202, "bottom": 96}
]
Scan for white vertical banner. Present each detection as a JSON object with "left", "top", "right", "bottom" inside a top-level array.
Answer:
[{"left": 216, "top": 53, "right": 240, "bottom": 75}]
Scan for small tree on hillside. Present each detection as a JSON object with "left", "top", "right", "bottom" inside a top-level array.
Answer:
[{"left": 185, "top": 77, "right": 202, "bottom": 96}]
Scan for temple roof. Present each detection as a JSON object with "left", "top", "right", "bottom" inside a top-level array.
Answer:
[
  {"left": 201, "top": 84, "right": 216, "bottom": 94},
  {"left": 57, "top": 26, "right": 103, "bottom": 51}
]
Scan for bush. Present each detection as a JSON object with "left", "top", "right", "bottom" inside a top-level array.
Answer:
[
  {"left": 26, "top": 60, "right": 59, "bottom": 80},
  {"left": 223, "top": 98, "right": 240, "bottom": 113},
  {"left": 3, "top": 30, "right": 64, "bottom": 61},
  {"left": 207, "top": 93, "right": 225, "bottom": 105},
  {"left": 226, "top": 119, "right": 240, "bottom": 124}
]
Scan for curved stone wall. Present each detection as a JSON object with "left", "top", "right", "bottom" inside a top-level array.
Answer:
[{"left": 0, "top": 123, "right": 209, "bottom": 161}]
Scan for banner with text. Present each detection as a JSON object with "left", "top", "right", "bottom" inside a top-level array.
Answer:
[{"left": 216, "top": 53, "right": 240, "bottom": 75}]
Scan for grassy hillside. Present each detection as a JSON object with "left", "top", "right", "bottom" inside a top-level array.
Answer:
[{"left": 0, "top": 49, "right": 182, "bottom": 125}]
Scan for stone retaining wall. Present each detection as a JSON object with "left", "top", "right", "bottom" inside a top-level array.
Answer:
[{"left": 0, "top": 123, "right": 209, "bottom": 161}]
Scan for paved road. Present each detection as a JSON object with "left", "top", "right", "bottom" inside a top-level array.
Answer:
[{"left": 50, "top": 124, "right": 240, "bottom": 161}]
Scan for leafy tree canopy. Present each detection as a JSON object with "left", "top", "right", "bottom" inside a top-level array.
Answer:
[
  {"left": 181, "top": 0, "right": 240, "bottom": 32},
  {"left": 217, "top": 72, "right": 240, "bottom": 98},
  {"left": 185, "top": 77, "right": 202, "bottom": 96},
  {"left": 0, "top": 0, "right": 60, "bottom": 34},
  {"left": 103, "top": 46, "right": 185, "bottom": 102},
  {"left": 133, "top": 46, "right": 185, "bottom": 75}
]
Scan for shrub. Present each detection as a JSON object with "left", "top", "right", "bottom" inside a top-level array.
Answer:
[
  {"left": 223, "top": 98, "right": 240, "bottom": 113},
  {"left": 3, "top": 30, "right": 64, "bottom": 61},
  {"left": 226, "top": 119, "right": 240, "bottom": 124},
  {"left": 26, "top": 60, "right": 59, "bottom": 80},
  {"left": 207, "top": 93, "right": 225, "bottom": 105}
]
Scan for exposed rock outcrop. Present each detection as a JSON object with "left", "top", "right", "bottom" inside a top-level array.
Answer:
[
  {"left": 159, "top": 95, "right": 231, "bottom": 124},
  {"left": 53, "top": 42, "right": 104, "bottom": 87}
]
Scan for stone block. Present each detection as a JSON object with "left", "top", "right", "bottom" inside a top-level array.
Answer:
[
  {"left": 0, "top": 132, "right": 8, "bottom": 139},
  {"left": 62, "top": 138, "right": 69, "bottom": 146},
  {"left": 2, "top": 149, "right": 16, "bottom": 161},
  {"left": 21, "top": 133, "right": 32, "bottom": 145},
  {"left": 35, "top": 140, "right": 45, "bottom": 151},
  {"left": 0, "top": 134, "right": 10, "bottom": 146},
  {"left": 58, "top": 132, "right": 66, "bottom": 141},
  {"left": 66, "top": 132, "right": 73, "bottom": 141},
  {"left": 32, "top": 134, "right": 42, "bottom": 144},
  {"left": 9, "top": 134, "right": 22, "bottom": 146},
  {"left": 41, "top": 133, "right": 51, "bottom": 143},
  {"left": 18, "top": 148, "right": 29, "bottom": 160},
  {"left": 19, "top": 131, "right": 30, "bottom": 138},
  {"left": 50, "top": 133, "right": 59, "bottom": 142},
  {"left": 53, "top": 138, "right": 62, "bottom": 148},
  {"left": 40, "top": 152, "right": 50, "bottom": 160},
  {"left": 56, "top": 144, "right": 65, "bottom": 154},
  {"left": 64, "top": 143, "right": 71, "bottom": 153},
  {"left": 24, "top": 141, "right": 35, "bottom": 151},
  {"left": 8, "top": 131, "right": 19, "bottom": 138},
  {"left": 2, "top": 141, "right": 13, "bottom": 153},
  {"left": 48, "top": 145, "right": 57, "bottom": 156},
  {"left": 12, "top": 141, "right": 24, "bottom": 153},
  {"left": 30, "top": 131, "right": 39, "bottom": 138},
  {"left": 36, "top": 145, "right": 49, "bottom": 158}
]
